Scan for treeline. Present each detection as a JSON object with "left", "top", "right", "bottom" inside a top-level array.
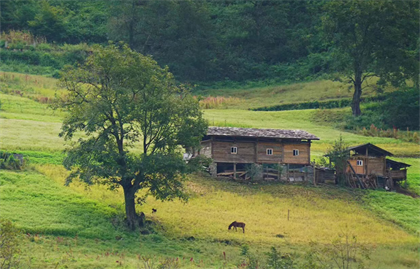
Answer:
[
  {"left": 0, "top": 0, "right": 332, "bottom": 83},
  {"left": 1, "top": 0, "right": 418, "bottom": 88}
]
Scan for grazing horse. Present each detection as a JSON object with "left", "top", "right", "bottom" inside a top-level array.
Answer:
[{"left": 228, "top": 221, "right": 245, "bottom": 233}]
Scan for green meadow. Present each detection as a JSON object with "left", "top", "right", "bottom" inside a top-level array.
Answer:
[{"left": 0, "top": 72, "right": 419, "bottom": 268}]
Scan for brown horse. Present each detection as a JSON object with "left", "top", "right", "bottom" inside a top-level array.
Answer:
[{"left": 228, "top": 221, "right": 245, "bottom": 233}]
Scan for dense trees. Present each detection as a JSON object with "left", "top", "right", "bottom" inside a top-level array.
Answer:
[
  {"left": 54, "top": 44, "right": 207, "bottom": 229},
  {"left": 1, "top": 0, "right": 418, "bottom": 92}
]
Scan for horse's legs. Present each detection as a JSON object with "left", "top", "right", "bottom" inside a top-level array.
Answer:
[
  {"left": 234, "top": 227, "right": 237, "bottom": 231},
  {"left": 242, "top": 227, "right": 245, "bottom": 233}
]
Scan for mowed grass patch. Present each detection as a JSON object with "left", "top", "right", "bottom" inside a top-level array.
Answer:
[
  {"left": 0, "top": 170, "right": 118, "bottom": 239},
  {"left": 0, "top": 93, "right": 64, "bottom": 122},
  {"left": 0, "top": 118, "right": 65, "bottom": 152}
]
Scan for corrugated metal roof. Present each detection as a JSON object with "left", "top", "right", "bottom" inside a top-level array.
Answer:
[{"left": 206, "top": 127, "right": 320, "bottom": 140}]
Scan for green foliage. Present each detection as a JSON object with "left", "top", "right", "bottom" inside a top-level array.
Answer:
[
  {"left": 375, "top": 88, "right": 420, "bottom": 130},
  {"left": 306, "top": 234, "right": 370, "bottom": 269},
  {"left": 325, "top": 136, "right": 349, "bottom": 184},
  {"left": 0, "top": 219, "right": 21, "bottom": 269},
  {"left": 322, "top": 0, "right": 419, "bottom": 116},
  {"left": 0, "top": 151, "right": 24, "bottom": 170},
  {"left": 266, "top": 247, "right": 296, "bottom": 269},
  {"left": 54, "top": 43, "right": 207, "bottom": 229}
]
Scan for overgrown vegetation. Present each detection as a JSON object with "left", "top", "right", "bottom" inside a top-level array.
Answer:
[
  {"left": 0, "top": 219, "right": 21, "bottom": 269},
  {"left": 0, "top": 151, "right": 25, "bottom": 170}
]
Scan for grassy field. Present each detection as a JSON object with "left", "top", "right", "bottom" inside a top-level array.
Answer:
[
  {"left": 195, "top": 77, "right": 398, "bottom": 110},
  {"left": 0, "top": 72, "right": 419, "bottom": 268}
]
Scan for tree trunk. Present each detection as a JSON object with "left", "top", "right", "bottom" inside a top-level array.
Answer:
[
  {"left": 352, "top": 72, "right": 363, "bottom": 116},
  {"left": 123, "top": 185, "right": 145, "bottom": 230}
]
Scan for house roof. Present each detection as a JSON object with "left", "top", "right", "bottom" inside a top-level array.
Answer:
[
  {"left": 347, "top": 143, "right": 393, "bottom": 157},
  {"left": 206, "top": 127, "right": 320, "bottom": 140},
  {"left": 386, "top": 159, "right": 411, "bottom": 169}
]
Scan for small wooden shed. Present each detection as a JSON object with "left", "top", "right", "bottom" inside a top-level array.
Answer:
[{"left": 345, "top": 143, "right": 410, "bottom": 189}]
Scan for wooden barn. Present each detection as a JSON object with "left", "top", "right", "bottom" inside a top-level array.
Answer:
[
  {"left": 345, "top": 143, "right": 411, "bottom": 189},
  {"left": 198, "top": 127, "right": 320, "bottom": 181}
]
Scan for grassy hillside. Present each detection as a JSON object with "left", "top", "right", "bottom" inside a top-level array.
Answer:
[
  {"left": 1, "top": 72, "right": 419, "bottom": 268},
  {"left": 195, "top": 77, "right": 399, "bottom": 110}
]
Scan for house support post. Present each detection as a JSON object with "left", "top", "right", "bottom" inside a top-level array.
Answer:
[
  {"left": 210, "top": 162, "right": 217, "bottom": 178},
  {"left": 234, "top": 163, "right": 237, "bottom": 179}
]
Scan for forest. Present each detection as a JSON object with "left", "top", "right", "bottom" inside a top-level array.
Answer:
[{"left": 1, "top": 0, "right": 417, "bottom": 84}]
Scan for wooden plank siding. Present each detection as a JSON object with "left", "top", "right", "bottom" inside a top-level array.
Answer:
[
  {"left": 347, "top": 157, "right": 386, "bottom": 176},
  {"left": 257, "top": 142, "right": 283, "bottom": 163},
  {"left": 200, "top": 141, "right": 212, "bottom": 158},
  {"left": 347, "top": 159, "right": 365, "bottom": 174},
  {"left": 283, "top": 144, "right": 310, "bottom": 164},
  {"left": 209, "top": 140, "right": 311, "bottom": 165},
  {"left": 212, "top": 141, "right": 255, "bottom": 163},
  {"left": 367, "top": 157, "right": 386, "bottom": 176}
]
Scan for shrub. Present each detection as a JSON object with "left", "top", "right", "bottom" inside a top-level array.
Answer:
[
  {"left": 0, "top": 151, "right": 25, "bottom": 170},
  {"left": 0, "top": 219, "right": 21, "bottom": 269},
  {"left": 266, "top": 247, "right": 296, "bottom": 269}
]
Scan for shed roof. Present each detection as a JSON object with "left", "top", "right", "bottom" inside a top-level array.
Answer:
[
  {"left": 206, "top": 127, "right": 320, "bottom": 140},
  {"left": 347, "top": 143, "right": 393, "bottom": 157},
  {"left": 386, "top": 159, "right": 411, "bottom": 169}
]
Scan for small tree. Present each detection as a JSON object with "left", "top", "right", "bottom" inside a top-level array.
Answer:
[
  {"left": 54, "top": 43, "right": 208, "bottom": 229},
  {"left": 305, "top": 234, "right": 370, "bottom": 269},
  {"left": 266, "top": 247, "right": 296, "bottom": 269},
  {"left": 0, "top": 219, "right": 21, "bottom": 269},
  {"left": 325, "top": 136, "right": 349, "bottom": 185}
]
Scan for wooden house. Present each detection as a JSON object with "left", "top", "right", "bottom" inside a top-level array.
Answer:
[
  {"left": 345, "top": 143, "right": 411, "bottom": 189},
  {"left": 198, "top": 127, "right": 319, "bottom": 181}
]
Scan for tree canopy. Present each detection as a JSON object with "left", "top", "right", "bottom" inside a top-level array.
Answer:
[
  {"left": 54, "top": 43, "right": 208, "bottom": 229},
  {"left": 322, "top": 0, "right": 419, "bottom": 116}
]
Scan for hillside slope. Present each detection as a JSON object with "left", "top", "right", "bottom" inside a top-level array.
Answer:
[{"left": 0, "top": 72, "right": 419, "bottom": 268}]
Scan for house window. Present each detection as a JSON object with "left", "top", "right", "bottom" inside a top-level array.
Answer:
[
  {"left": 357, "top": 160, "right": 363, "bottom": 166},
  {"left": 293, "top": 149, "right": 299, "bottom": 156},
  {"left": 231, "top": 147, "right": 238, "bottom": 154},
  {"left": 266, "top": 148, "right": 273, "bottom": 155}
]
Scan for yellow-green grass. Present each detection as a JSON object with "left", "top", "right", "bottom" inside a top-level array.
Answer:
[
  {"left": 37, "top": 165, "right": 417, "bottom": 245},
  {"left": 0, "top": 93, "right": 65, "bottom": 122},
  {"left": 1, "top": 71, "right": 59, "bottom": 92},
  {"left": 196, "top": 78, "right": 398, "bottom": 110},
  {"left": 0, "top": 169, "right": 235, "bottom": 268},
  {"left": 0, "top": 118, "right": 65, "bottom": 152},
  {"left": 33, "top": 164, "right": 420, "bottom": 269}
]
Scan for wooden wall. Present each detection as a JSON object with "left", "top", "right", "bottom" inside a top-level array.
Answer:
[
  {"left": 202, "top": 138, "right": 311, "bottom": 165},
  {"left": 347, "top": 157, "right": 386, "bottom": 176},
  {"left": 212, "top": 141, "right": 255, "bottom": 163},
  {"left": 200, "top": 141, "right": 212, "bottom": 158},
  {"left": 283, "top": 144, "right": 310, "bottom": 164},
  {"left": 257, "top": 141, "right": 282, "bottom": 163},
  {"left": 347, "top": 159, "right": 364, "bottom": 174},
  {"left": 367, "top": 157, "right": 385, "bottom": 176}
]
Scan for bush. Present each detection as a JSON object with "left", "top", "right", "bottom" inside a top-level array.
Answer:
[
  {"left": 0, "top": 151, "right": 25, "bottom": 170},
  {"left": 0, "top": 219, "right": 21, "bottom": 269}
]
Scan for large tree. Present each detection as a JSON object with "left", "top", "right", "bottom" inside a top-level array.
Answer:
[
  {"left": 54, "top": 43, "right": 208, "bottom": 230},
  {"left": 322, "top": 0, "right": 419, "bottom": 116}
]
